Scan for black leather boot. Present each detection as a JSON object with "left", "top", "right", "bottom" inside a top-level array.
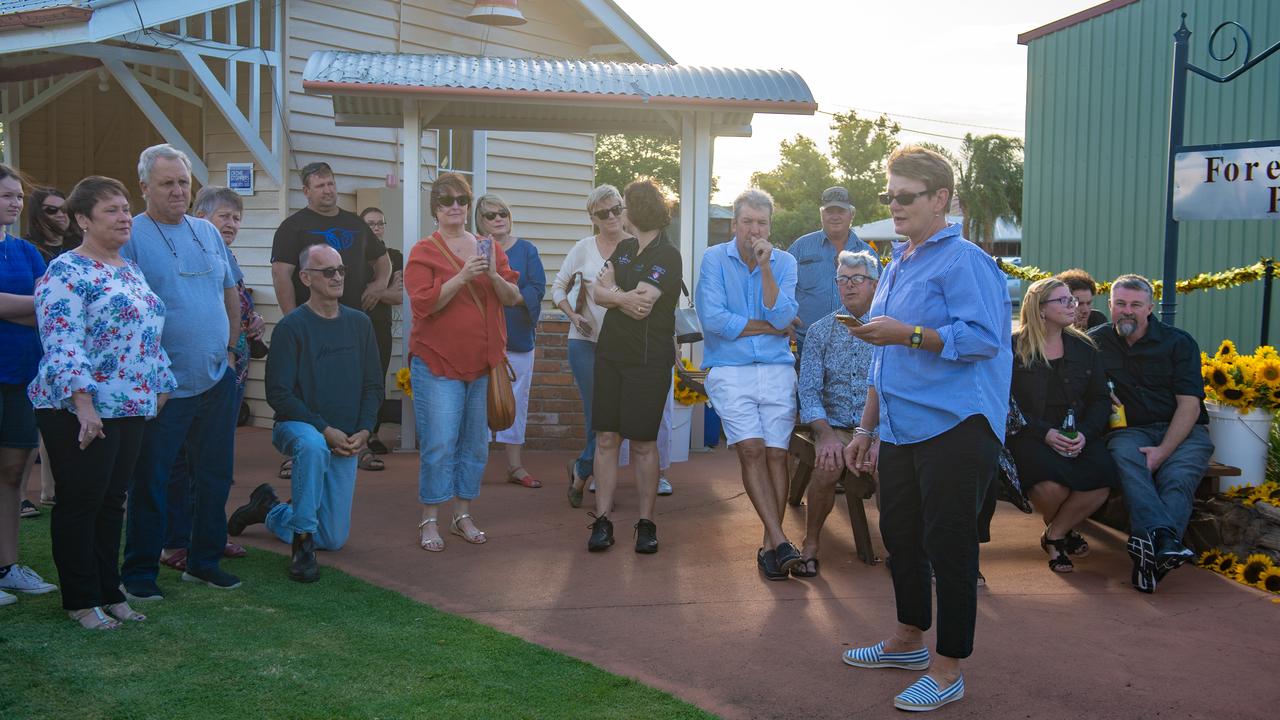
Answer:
[
  {"left": 227, "top": 483, "right": 279, "bottom": 536},
  {"left": 289, "top": 532, "right": 319, "bottom": 583}
]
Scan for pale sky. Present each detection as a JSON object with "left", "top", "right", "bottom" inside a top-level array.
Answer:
[{"left": 612, "top": 0, "right": 1102, "bottom": 203}]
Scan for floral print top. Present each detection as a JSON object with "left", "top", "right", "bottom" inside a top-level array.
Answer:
[{"left": 28, "top": 252, "right": 177, "bottom": 418}]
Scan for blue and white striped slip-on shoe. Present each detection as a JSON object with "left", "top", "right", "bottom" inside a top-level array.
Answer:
[
  {"left": 842, "top": 642, "right": 931, "bottom": 670},
  {"left": 893, "top": 675, "right": 965, "bottom": 712}
]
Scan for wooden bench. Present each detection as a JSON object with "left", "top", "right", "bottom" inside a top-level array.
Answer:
[
  {"left": 786, "top": 427, "right": 879, "bottom": 565},
  {"left": 1091, "top": 461, "right": 1242, "bottom": 533}
]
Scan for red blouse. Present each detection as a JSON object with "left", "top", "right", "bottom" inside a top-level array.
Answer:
[{"left": 405, "top": 232, "right": 520, "bottom": 381}]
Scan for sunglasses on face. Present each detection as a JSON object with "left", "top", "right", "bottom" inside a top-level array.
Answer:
[
  {"left": 1040, "top": 296, "right": 1079, "bottom": 308},
  {"left": 592, "top": 204, "right": 624, "bottom": 221},
  {"left": 435, "top": 194, "right": 471, "bottom": 208},
  {"left": 305, "top": 265, "right": 347, "bottom": 279},
  {"left": 481, "top": 210, "right": 510, "bottom": 221},
  {"left": 835, "top": 274, "right": 873, "bottom": 286},
  {"left": 43, "top": 205, "right": 67, "bottom": 215},
  {"left": 878, "top": 189, "right": 935, "bottom": 206}
]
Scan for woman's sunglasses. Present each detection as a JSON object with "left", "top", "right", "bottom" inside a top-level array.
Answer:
[
  {"left": 592, "top": 204, "right": 624, "bottom": 221},
  {"left": 305, "top": 265, "right": 347, "bottom": 279},
  {"left": 481, "top": 210, "right": 510, "bottom": 221},
  {"left": 436, "top": 194, "right": 471, "bottom": 208},
  {"left": 877, "top": 189, "right": 935, "bottom": 206},
  {"left": 43, "top": 205, "right": 67, "bottom": 216}
]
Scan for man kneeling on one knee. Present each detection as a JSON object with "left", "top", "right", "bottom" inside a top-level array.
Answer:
[{"left": 228, "top": 244, "right": 383, "bottom": 582}]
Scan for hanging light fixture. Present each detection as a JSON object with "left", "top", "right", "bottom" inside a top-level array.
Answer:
[{"left": 465, "top": 0, "right": 527, "bottom": 26}]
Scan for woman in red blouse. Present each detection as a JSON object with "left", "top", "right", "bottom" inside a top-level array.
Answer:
[{"left": 405, "top": 173, "right": 521, "bottom": 552}]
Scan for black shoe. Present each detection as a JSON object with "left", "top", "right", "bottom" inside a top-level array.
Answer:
[
  {"left": 120, "top": 580, "right": 165, "bottom": 602},
  {"left": 587, "top": 513, "right": 614, "bottom": 552},
  {"left": 289, "top": 532, "right": 319, "bottom": 583},
  {"left": 181, "top": 566, "right": 241, "bottom": 590},
  {"left": 1152, "top": 527, "right": 1194, "bottom": 571},
  {"left": 773, "top": 541, "right": 803, "bottom": 574},
  {"left": 227, "top": 483, "right": 280, "bottom": 536},
  {"left": 634, "top": 519, "right": 658, "bottom": 554},
  {"left": 757, "top": 547, "right": 789, "bottom": 581},
  {"left": 1127, "top": 533, "right": 1158, "bottom": 594}
]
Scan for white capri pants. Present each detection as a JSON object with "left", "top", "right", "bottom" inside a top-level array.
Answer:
[{"left": 494, "top": 349, "right": 535, "bottom": 445}]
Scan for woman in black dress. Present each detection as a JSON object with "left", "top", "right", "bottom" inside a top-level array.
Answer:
[{"left": 1008, "top": 278, "right": 1117, "bottom": 573}]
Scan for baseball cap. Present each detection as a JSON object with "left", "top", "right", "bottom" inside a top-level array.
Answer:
[{"left": 820, "top": 186, "right": 854, "bottom": 212}]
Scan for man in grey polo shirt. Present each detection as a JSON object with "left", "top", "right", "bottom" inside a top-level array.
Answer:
[
  {"left": 119, "top": 144, "right": 243, "bottom": 600},
  {"left": 787, "top": 186, "right": 874, "bottom": 358}
]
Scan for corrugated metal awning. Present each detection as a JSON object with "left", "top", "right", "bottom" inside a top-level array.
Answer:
[{"left": 302, "top": 51, "right": 816, "bottom": 136}]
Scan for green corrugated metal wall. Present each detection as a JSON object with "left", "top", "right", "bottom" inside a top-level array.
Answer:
[{"left": 1024, "top": 0, "right": 1280, "bottom": 352}]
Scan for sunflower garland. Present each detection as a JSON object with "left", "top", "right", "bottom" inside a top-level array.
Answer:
[
  {"left": 994, "top": 257, "right": 1280, "bottom": 297},
  {"left": 1202, "top": 343, "right": 1280, "bottom": 412}
]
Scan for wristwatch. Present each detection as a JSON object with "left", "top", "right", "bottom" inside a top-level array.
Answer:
[{"left": 909, "top": 326, "right": 923, "bottom": 349}]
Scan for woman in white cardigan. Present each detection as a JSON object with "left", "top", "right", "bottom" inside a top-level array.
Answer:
[{"left": 552, "top": 184, "right": 628, "bottom": 507}]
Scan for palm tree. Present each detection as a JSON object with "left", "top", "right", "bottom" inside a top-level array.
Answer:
[{"left": 955, "top": 134, "right": 1023, "bottom": 254}]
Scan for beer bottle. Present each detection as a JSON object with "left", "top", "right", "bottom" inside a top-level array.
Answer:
[
  {"left": 1107, "top": 380, "right": 1127, "bottom": 429},
  {"left": 1061, "top": 408, "right": 1078, "bottom": 440}
]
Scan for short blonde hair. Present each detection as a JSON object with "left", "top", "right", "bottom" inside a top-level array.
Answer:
[
  {"left": 887, "top": 145, "right": 954, "bottom": 200},
  {"left": 474, "top": 193, "right": 513, "bottom": 236}
]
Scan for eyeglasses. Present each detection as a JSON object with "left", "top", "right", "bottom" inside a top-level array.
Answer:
[
  {"left": 878, "top": 189, "right": 935, "bottom": 206},
  {"left": 835, "top": 274, "right": 874, "bottom": 286},
  {"left": 365, "top": 220, "right": 386, "bottom": 228},
  {"left": 592, "top": 204, "right": 625, "bottom": 221},
  {"left": 147, "top": 215, "right": 213, "bottom": 277},
  {"left": 435, "top": 194, "right": 471, "bottom": 208},
  {"left": 304, "top": 265, "right": 347, "bottom": 279},
  {"left": 1040, "top": 296, "right": 1080, "bottom": 308},
  {"left": 481, "top": 210, "right": 510, "bottom": 221},
  {"left": 42, "top": 205, "right": 67, "bottom": 216}
]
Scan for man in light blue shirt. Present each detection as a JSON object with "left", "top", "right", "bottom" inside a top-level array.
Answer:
[
  {"left": 696, "top": 189, "right": 803, "bottom": 581},
  {"left": 120, "top": 144, "right": 244, "bottom": 600},
  {"left": 787, "top": 186, "right": 873, "bottom": 357}
]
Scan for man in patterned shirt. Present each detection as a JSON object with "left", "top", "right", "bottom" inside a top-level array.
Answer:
[{"left": 794, "top": 250, "right": 879, "bottom": 576}]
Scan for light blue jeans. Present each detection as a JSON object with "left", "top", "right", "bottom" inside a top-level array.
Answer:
[
  {"left": 1106, "top": 423, "right": 1213, "bottom": 536},
  {"left": 265, "top": 421, "right": 358, "bottom": 550},
  {"left": 411, "top": 356, "right": 489, "bottom": 505}
]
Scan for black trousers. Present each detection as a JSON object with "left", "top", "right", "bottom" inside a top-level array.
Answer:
[
  {"left": 878, "top": 415, "right": 1000, "bottom": 659},
  {"left": 37, "top": 410, "right": 145, "bottom": 611}
]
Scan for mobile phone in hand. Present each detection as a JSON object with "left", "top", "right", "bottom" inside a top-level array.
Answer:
[{"left": 835, "top": 314, "right": 863, "bottom": 328}]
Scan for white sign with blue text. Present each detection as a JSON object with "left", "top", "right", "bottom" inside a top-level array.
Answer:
[{"left": 1173, "top": 145, "right": 1280, "bottom": 221}]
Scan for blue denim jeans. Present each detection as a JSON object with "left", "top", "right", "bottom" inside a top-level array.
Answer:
[
  {"left": 567, "top": 339, "right": 597, "bottom": 480},
  {"left": 264, "top": 421, "right": 358, "bottom": 550},
  {"left": 122, "top": 369, "right": 237, "bottom": 583},
  {"left": 164, "top": 383, "right": 245, "bottom": 551},
  {"left": 1107, "top": 423, "right": 1213, "bottom": 536},
  {"left": 410, "top": 357, "right": 489, "bottom": 505}
]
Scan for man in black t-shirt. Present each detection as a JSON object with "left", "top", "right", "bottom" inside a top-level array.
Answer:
[{"left": 270, "top": 163, "right": 389, "bottom": 315}]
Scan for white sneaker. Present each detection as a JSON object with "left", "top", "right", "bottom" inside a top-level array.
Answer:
[
  {"left": 657, "top": 477, "right": 673, "bottom": 496},
  {"left": 0, "top": 565, "right": 58, "bottom": 594},
  {"left": 0, "top": 589, "right": 15, "bottom": 606}
]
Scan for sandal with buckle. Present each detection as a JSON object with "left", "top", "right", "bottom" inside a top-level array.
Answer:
[
  {"left": 507, "top": 466, "right": 541, "bottom": 488},
  {"left": 1065, "top": 530, "right": 1090, "bottom": 558},
  {"left": 69, "top": 607, "right": 120, "bottom": 630},
  {"left": 1041, "top": 530, "right": 1074, "bottom": 573},
  {"left": 451, "top": 513, "right": 487, "bottom": 544},
  {"left": 417, "top": 518, "right": 444, "bottom": 552},
  {"left": 105, "top": 601, "right": 147, "bottom": 623},
  {"left": 357, "top": 449, "right": 385, "bottom": 471}
]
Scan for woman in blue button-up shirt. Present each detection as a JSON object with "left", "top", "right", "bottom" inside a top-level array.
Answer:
[{"left": 841, "top": 146, "right": 1012, "bottom": 713}]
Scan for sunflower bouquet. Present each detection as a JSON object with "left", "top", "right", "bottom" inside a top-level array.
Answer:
[
  {"left": 673, "top": 358, "right": 709, "bottom": 406},
  {"left": 1201, "top": 341, "right": 1280, "bottom": 412}
]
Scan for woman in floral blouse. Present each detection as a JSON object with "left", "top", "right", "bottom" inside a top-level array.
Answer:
[{"left": 29, "top": 176, "right": 176, "bottom": 630}]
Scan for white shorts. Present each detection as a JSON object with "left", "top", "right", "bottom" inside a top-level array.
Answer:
[{"left": 704, "top": 363, "right": 797, "bottom": 449}]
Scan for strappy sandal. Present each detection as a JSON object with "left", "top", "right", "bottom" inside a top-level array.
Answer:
[
  {"left": 105, "top": 601, "right": 147, "bottom": 623},
  {"left": 278, "top": 459, "right": 293, "bottom": 480},
  {"left": 507, "top": 467, "right": 541, "bottom": 488},
  {"left": 451, "top": 513, "right": 488, "bottom": 544},
  {"left": 1065, "top": 530, "right": 1090, "bottom": 558},
  {"left": 417, "top": 518, "right": 444, "bottom": 552},
  {"left": 357, "top": 449, "right": 385, "bottom": 471},
  {"left": 69, "top": 607, "right": 120, "bottom": 630},
  {"left": 1041, "top": 530, "right": 1074, "bottom": 573}
]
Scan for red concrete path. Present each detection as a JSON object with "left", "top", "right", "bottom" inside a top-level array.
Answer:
[{"left": 227, "top": 428, "right": 1279, "bottom": 719}]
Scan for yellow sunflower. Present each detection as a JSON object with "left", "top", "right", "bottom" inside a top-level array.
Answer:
[
  {"left": 1257, "top": 345, "right": 1279, "bottom": 360},
  {"left": 1255, "top": 358, "right": 1280, "bottom": 384},
  {"left": 1197, "top": 549, "right": 1223, "bottom": 568},
  {"left": 1236, "top": 554, "right": 1275, "bottom": 585},
  {"left": 1215, "top": 552, "right": 1239, "bottom": 574},
  {"left": 1258, "top": 566, "right": 1280, "bottom": 594},
  {"left": 395, "top": 366, "right": 413, "bottom": 398},
  {"left": 1216, "top": 339, "right": 1238, "bottom": 358},
  {"left": 1205, "top": 360, "right": 1233, "bottom": 390}
]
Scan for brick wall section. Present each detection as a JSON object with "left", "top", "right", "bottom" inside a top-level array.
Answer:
[{"left": 525, "top": 316, "right": 586, "bottom": 451}]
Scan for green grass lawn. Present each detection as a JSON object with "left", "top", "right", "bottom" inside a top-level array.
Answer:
[{"left": 2, "top": 517, "right": 715, "bottom": 720}]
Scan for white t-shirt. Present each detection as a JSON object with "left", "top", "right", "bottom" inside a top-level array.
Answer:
[{"left": 551, "top": 234, "right": 613, "bottom": 343}]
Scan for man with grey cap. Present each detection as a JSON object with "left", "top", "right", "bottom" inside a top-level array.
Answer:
[{"left": 787, "top": 187, "right": 874, "bottom": 357}]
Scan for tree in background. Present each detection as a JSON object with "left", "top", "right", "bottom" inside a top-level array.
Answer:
[
  {"left": 750, "top": 135, "right": 836, "bottom": 248},
  {"left": 955, "top": 133, "right": 1023, "bottom": 254},
  {"left": 751, "top": 111, "right": 900, "bottom": 247},
  {"left": 594, "top": 133, "right": 717, "bottom": 197}
]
